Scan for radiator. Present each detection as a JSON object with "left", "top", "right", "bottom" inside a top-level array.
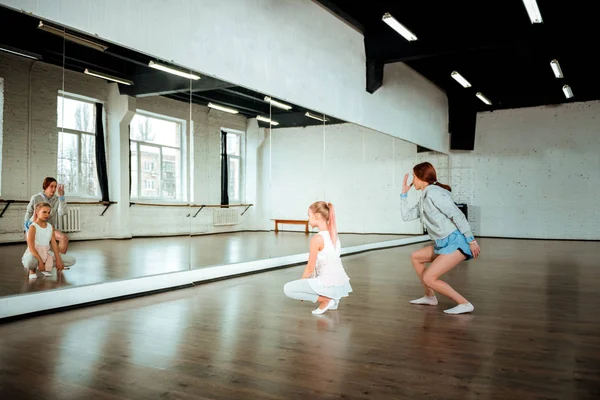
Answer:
[
  {"left": 213, "top": 208, "right": 239, "bottom": 226},
  {"left": 58, "top": 207, "right": 81, "bottom": 233}
]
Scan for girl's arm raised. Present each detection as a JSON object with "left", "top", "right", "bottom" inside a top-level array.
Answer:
[{"left": 301, "top": 234, "right": 324, "bottom": 279}]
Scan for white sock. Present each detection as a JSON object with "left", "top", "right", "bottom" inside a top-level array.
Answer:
[
  {"left": 409, "top": 295, "right": 438, "bottom": 306},
  {"left": 444, "top": 302, "right": 474, "bottom": 315}
]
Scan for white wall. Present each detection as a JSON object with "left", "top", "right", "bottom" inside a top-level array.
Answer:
[
  {"left": 264, "top": 122, "right": 449, "bottom": 234},
  {"left": 0, "top": 0, "right": 450, "bottom": 153},
  {"left": 449, "top": 101, "right": 600, "bottom": 240},
  {"left": 0, "top": 52, "right": 256, "bottom": 242}
]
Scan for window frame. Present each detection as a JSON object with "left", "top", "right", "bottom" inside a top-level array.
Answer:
[
  {"left": 130, "top": 110, "right": 186, "bottom": 202},
  {"left": 56, "top": 92, "right": 100, "bottom": 199}
]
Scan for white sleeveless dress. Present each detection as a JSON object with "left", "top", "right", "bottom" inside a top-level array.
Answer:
[{"left": 307, "top": 231, "right": 353, "bottom": 299}]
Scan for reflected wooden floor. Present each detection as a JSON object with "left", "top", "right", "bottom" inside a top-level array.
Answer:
[
  {"left": 0, "top": 232, "right": 407, "bottom": 297},
  {"left": 0, "top": 238, "right": 599, "bottom": 399}
]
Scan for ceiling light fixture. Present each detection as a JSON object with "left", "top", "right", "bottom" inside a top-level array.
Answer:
[
  {"left": 208, "top": 102, "right": 239, "bottom": 114},
  {"left": 38, "top": 21, "right": 108, "bottom": 51},
  {"left": 257, "top": 115, "right": 279, "bottom": 126},
  {"left": 450, "top": 71, "right": 472, "bottom": 88},
  {"left": 382, "top": 13, "right": 418, "bottom": 41},
  {"left": 264, "top": 96, "right": 292, "bottom": 110},
  {"left": 522, "top": 0, "right": 543, "bottom": 23},
  {"left": 0, "top": 45, "right": 41, "bottom": 60},
  {"left": 305, "top": 112, "right": 328, "bottom": 122},
  {"left": 148, "top": 61, "right": 201, "bottom": 80},
  {"left": 84, "top": 69, "right": 133, "bottom": 85},
  {"left": 476, "top": 92, "right": 492, "bottom": 105},
  {"left": 550, "top": 59, "right": 563, "bottom": 78},
  {"left": 562, "top": 85, "right": 573, "bottom": 99}
]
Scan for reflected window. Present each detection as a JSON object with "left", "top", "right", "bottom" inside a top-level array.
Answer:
[
  {"left": 222, "top": 130, "right": 243, "bottom": 203},
  {"left": 57, "top": 94, "right": 99, "bottom": 198},
  {"left": 130, "top": 112, "right": 184, "bottom": 201}
]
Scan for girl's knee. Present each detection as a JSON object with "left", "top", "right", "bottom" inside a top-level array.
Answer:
[
  {"left": 283, "top": 282, "right": 293, "bottom": 298},
  {"left": 422, "top": 273, "right": 437, "bottom": 287}
]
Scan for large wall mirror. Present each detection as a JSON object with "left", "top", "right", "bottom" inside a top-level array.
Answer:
[{"left": 0, "top": 4, "right": 447, "bottom": 303}]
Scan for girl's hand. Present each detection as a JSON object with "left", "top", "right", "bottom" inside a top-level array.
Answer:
[
  {"left": 57, "top": 184, "right": 65, "bottom": 197},
  {"left": 470, "top": 241, "right": 481, "bottom": 259},
  {"left": 56, "top": 257, "right": 65, "bottom": 271},
  {"left": 402, "top": 173, "right": 413, "bottom": 194}
]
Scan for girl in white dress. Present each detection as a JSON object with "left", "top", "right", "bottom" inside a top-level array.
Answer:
[
  {"left": 283, "top": 202, "right": 352, "bottom": 315},
  {"left": 22, "top": 202, "right": 76, "bottom": 279}
]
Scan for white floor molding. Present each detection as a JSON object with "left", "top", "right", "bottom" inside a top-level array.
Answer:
[{"left": 0, "top": 235, "right": 429, "bottom": 319}]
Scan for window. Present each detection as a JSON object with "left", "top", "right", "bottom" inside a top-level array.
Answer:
[
  {"left": 223, "top": 131, "right": 243, "bottom": 202},
  {"left": 57, "top": 95, "right": 99, "bottom": 197},
  {"left": 130, "top": 112, "right": 184, "bottom": 201}
]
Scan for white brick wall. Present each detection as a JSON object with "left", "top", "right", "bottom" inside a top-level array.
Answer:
[
  {"left": 263, "top": 123, "right": 449, "bottom": 234},
  {"left": 0, "top": 52, "right": 255, "bottom": 242},
  {"left": 450, "top": 101, "right": 600, "bottom": 240}
]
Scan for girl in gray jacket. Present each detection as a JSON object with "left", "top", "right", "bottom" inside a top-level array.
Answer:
[{"left": 400, "top": 162, "right": 480, "bottom": 315}]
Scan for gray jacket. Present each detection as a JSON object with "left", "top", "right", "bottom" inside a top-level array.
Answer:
[
  {"left": 24, "top": 192, "right": 68, "bottom": 229},
  {"left": 400, "top": 185, "right": 474, "bottom": 242}
]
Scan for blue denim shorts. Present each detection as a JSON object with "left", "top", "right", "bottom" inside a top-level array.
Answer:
[{"left": 434, "top": 230, "right": 473, "bottom": 260}]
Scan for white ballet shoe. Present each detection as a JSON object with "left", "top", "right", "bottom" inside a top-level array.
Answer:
[
  {"left": 443, "top": 302, "right": 474, "bottom": 315},
  {"left": 312, "top": 299, "right": 335, "bottom": 315},
  {"left": 330, "top": 299, "right": 340, "bottom": 310},
  {"left": 409, "top": 295, "right": 438, "bottom": 306}
]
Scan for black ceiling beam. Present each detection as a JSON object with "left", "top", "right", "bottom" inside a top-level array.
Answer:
[
  {"left": 314, "top": 0, "right": 365, "bottom": 33},
  {"left": 119, "top": 72, "right": 235, "bottom": 97}
]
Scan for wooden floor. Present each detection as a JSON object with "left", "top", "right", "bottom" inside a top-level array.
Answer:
[
  {"left": 0, "top": 238, "right": 599, "bottom": 399},
  {"left": 0, "top": 232, "right": 406, "bottom": 297}
]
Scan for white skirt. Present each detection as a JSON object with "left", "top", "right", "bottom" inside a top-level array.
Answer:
[{"left": 307, "top": 277, "right": 353, "bottom": 300}]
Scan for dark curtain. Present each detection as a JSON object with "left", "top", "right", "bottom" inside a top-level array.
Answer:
[
  {"left": 220, "top": 130, "right": 229, "bottom": 206},
  {"left": 95, "top": 103, "right": 110, "bottom": 202}
]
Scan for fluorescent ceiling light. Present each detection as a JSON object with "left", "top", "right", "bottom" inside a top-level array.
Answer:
[
  {"left": 476, "top": 92, "right": 492, "bottom": 105},
  {"left": 305, "top": 112, "right": 328, "bottom": 122},
  {"left": 550, "top": 59, "right": 563, "bottom": 78},
  {"left": 148, "top": 61, "right": 201, "bottom": 80},
  {"left": 522, "top": 0, "right": 543, "bottom": 23},
  {"left": 264, "top": 96, "right": 292, "bottom": 110},
  {"left": 38, "top": 21, "right": 108, "bottom": 51},
  {"left": 256, "top": 115, "right": 279, "bottom": 126},
  {"left": 450, "top": 71, "right": 472, "bottom": 88},
  {"left": 382, "top": 13, "right": 418, "bottom": 41},
  {"left": 0, "top": 45, "right": 41, "bottom": 60},
  {"left": 562, "top": 85, "right": 573, "bottom": 99},
  {"left": 208, "top": 102, "right": 239, "bottom": 114},
  {"left": 84, "top": 69, "right": 133, "bottom": 85}
]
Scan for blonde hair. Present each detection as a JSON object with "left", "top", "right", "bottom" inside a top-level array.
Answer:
[
  {"left": 309, "top": 201, "right": 338, "bottom": 245},
  {"left": 34, "top": 202, "right": 51, "bottom": 221}
]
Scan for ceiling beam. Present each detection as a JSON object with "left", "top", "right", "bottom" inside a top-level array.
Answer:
[{"left": 119, "top": 72, "right": 235, "bottom": 97}]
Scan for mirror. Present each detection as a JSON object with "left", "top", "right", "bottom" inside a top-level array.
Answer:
[
  {"left": 0, "top": 4, "right": 449, "bottom": 301},
  {"left": 0, "top": 7, "right": 69, "bottom": 294}
]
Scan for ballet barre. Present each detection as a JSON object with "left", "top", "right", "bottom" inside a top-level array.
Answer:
[
  {"left": 272, "top": 219, "right": 309, "bottom": 234},
  {"left": 0, "top": 200, "right": 116, "bottom": 218},
  {"left": 128, "top": 202, "right": 254, "bottom": 218}
]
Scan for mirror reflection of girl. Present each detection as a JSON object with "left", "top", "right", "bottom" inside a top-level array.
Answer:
[
  {"left": 283, "top": 202, "right": 352, "bottom": 315},
  {"left": 401, "top": 162, "right": 481, "bottom": 315},
  {"left": 22, "top": 203, "right": 76, "bottom": 279},
  {"left": 24, "top": 177, "right": 70, "bottom": 254}
]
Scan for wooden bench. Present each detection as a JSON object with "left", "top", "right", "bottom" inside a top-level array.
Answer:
[{"left": 273, "top": 219, "right": 309, "bottom": 234}]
